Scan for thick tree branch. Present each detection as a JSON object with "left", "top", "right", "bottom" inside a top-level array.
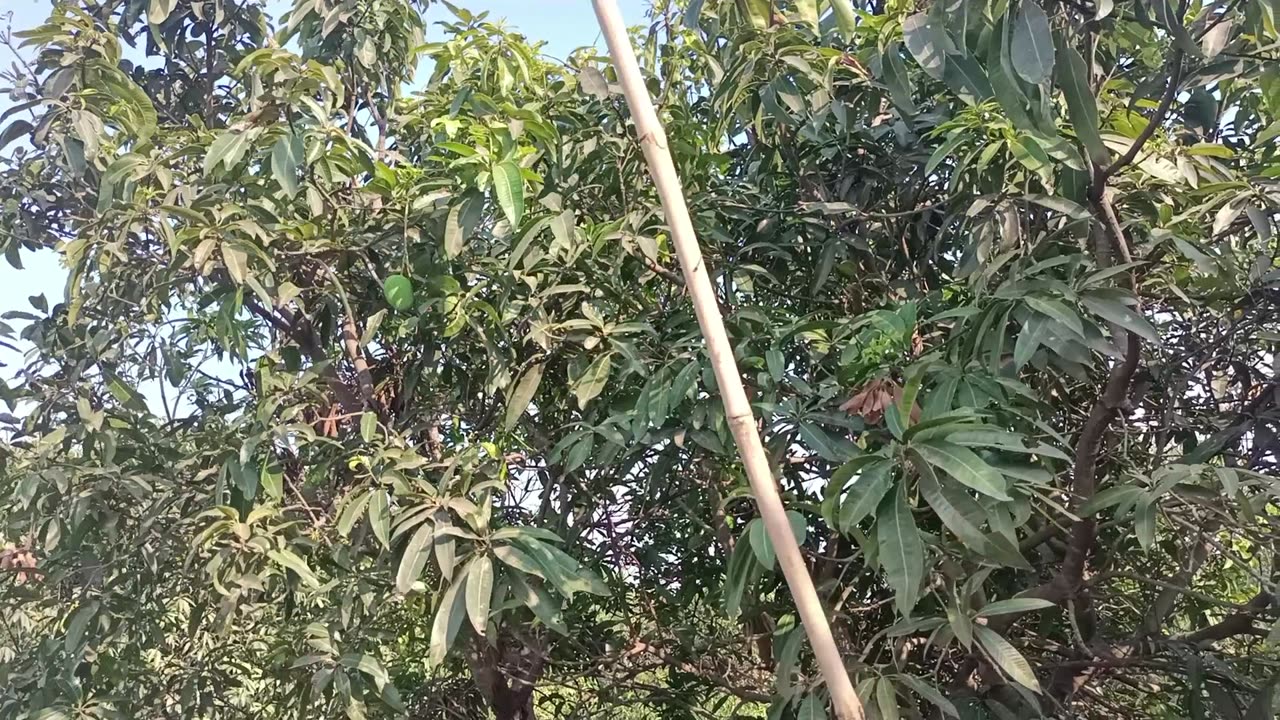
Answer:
[{"left": 1101, "top": 50, "right": 1185, "bottom": 181}]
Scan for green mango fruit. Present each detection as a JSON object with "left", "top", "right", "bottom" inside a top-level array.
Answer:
[
  {"left": 383, "top": 274, "right": 414, "bottom": 311},
  {"left": 1183, "top": 88, "right": 1219, "bottom": 135}
]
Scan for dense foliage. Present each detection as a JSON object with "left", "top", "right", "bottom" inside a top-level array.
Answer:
[{"left": 1, "top": 0, "right": 1278, "bottom": 717}]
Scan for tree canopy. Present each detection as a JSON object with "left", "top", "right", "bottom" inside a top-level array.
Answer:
[{"left": 1, "top": 0, "right": 1279, "bottom": 718}]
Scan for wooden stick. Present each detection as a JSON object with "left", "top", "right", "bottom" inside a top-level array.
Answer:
[{"left": 589, "top": 3, "right": 864, "bottom": 718}]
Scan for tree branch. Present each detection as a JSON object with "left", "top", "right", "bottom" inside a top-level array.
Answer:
[{"left": 1101, "top": 49, "right": 1184, "bottom": 181}]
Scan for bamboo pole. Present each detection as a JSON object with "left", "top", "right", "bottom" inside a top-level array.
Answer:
[{"left": 589, "top": 3, "right": 865, "bottom": 718}]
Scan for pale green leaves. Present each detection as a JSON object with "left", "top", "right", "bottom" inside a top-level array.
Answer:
[
  {"left": 395, "top": 524, "right": 435, "bottom": 594},
  {"left": 465, "top": 555, "right": 494, "bottom": 635},
  {"left": 204, "top": 129, "right": 255, "bottom": 175},
  {"left": 1011, "top": 2, "right": 1055, "bottom": 84},
  {"left": 903, "top": 13, "right": 953, "bottom": 80},
  {"left": 503, "top": 362, "right": 544, "bottom": 430},
  {"left": 269, "top": 548, "right": 321, "bottom": 588},
  {"left": 270, "top": 132, "right": 304, "bottom": 198},
  {"left": 877, "top": 486, "right": 924, "bottom": 615},
  {"left": 831, "top": 0, "right": 858, "bottom": 39},
  {"left": 974, "top": 625, "right": 1042, "bottom": 692},
  {"left": 492, "top": 160, "right": 524, "bottom": 228},
  {"left": 573, "top": 353, "right": 612, "bottom": 409},
  {"left": 147, "top": 0, "right": 176, "bottom": 25},
  {"left": 221, "top": 243, "right": 249, "bottom": 285},
  {"left": 444, "top": 192, "right": 483, "bottom": 258}
]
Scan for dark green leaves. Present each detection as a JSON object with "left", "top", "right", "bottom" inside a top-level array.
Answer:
[
  {"left": 881, "top": 42, "right": 918, "bottom": 114},
  {"left": 1011, "top": 2, "right": 1055, "bottom": 84},
  {"left": 428, "top": 573, "right": 467, "bottom": 667},
  {"left": 877, "top": 486, "right": 924, "bottom": 615},
  {"left": 913, "top": 450, "right": 988, "bottom": 553},
  {"left": 911, "top": 440, "right": 1010, "bottom": 500},
  {"left": 1081, "top": 294, "right": 1160, "bottom": 343},
  {"left": 1056, "top": 43, "right": 1110, "bottom": 166},
  {"left": 838, "top": 459, "right": 895, "bottom": 531}
]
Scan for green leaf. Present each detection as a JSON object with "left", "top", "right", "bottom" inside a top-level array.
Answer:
[
  {"left": 881, "top": 42, "right": 918, "bottom": 115},
  {"left": 1011, "top": 1, "right": 1055, "bottom": 84},
  {"left": 340, "top": 654, "right": 390, "bottom": 691},
  {"left": 896, "top": 675, "right": 960, "bottom": 718},
  {"left": 337, "top": 489, "right": 371, "bottom": 538},
  {"left": 839, "top": 460, "right": 894, "bottom": 531},
  {"left": 435, "top": 530, "right": 457, "bottom": 579},
  {"left": 511, "top": 573, "right": 567, "bottom": 634},
  {"left": 766, "top": 348, "right": 784, "bottom": 382},
  {"left": 64, "top": 604, "right": 95, "bottom": 653},
  {"left": 1025, "top": 296, "right": 1084, "bottom": 337},
  {"left": 444, "top": 195, "right": 481, "bottom": 259},
  {"left": 876, "top": 485, "right": 924, "bottom": 615},
  {"left": 974, "top": 625, "right": 1041, "bottom": 692},
  {"left": 203, "top": 129, "right": 251, "bottom": 175},
  {"left": 1081, "top": 295, "right": 1160, "bottom": 343},
  {"left": 221, "top": 242, "right": 249, "bottom": 284},
  {"left": 270, "top": 132, "right": 303, "bottom": 198},
  {"left": 465, "top": 555, "right": 494, "bottom": 635},
  {"left": 1014, "top": 313, "right": 1049, "bottom": 369},
  {"left": 573, "top": 353, "right": 612, "bottom": 409},
  {"left": 876, "top": 678, "right": 901, "bottom": 720},
  {"left": 797, "top": 692, "right": 827, "bottom": 720},
  {"left": 942, "top": 54, "right": 995, "bottom": 106},
  {"left": 724, "top": 538, "right": 754, "bottom": 618},
  {"left": 104, "top": 372, "right": 149, "bottom": 413},
  {"left": 492, "top": 160, "right": 525, "bottom": 228},
  {"left": 913, "top": 450, "right": 988, "bottom": 553},
  {"left": 747, "top": 518, "right": 774, "bottom": 569},
  {"left": 975, "top": 598, "right": 1056, "bottom": 617},
  {"left": 742, "top": 0, "right": 771, "bottom": 28},
  {"left": 0, "top": 119, "right": 33, "bottom": 151},
  {"left": 494, "top": 543, "right": 545, "bottom": 578},
  {"left": 391, "top": 517, "right": 434, "bottom": 590},
  {"left": 504, "top": 362, "right": 544, "bottom": 430},
  {"left": 831, "top": 0, "right": 857, "bottom": 38},
  {"left": 1135, "top": 499, "right": 1155, "bottom": 549},
  {"left": 368, "top": 491, "right": 391, "bottom": 550},
  {"left": 269, "top": 548, "right": 321, "bottom": 588},
  {"left": 427, "top": 572, "right": 468, "bottom": 667},
  {"left": 912, "top": 440, "right": 1010, "bottom": 500},
  {"left": 1056, "top": 44, "right": 1110, "bottom": 166},
  {"left": 786, "top": 510, "right": 807, "bottom": 546},
  {"left": 903, "top": 13, "right": 952, "bottom": 80},
  {"left": 360, "top": 412, "right": 377, "bottom": 443},
  {"left": 147, "top": 0, "right": 176, "bottom": 25}
]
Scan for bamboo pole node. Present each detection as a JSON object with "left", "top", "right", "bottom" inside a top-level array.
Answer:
[{"left": 589, "top": 2, "right": 866, "bottom": 718}]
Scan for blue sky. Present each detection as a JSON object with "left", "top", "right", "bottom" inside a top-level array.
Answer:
[{"left": 0, "top": 0, "right": 647, "bottom": 400}]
